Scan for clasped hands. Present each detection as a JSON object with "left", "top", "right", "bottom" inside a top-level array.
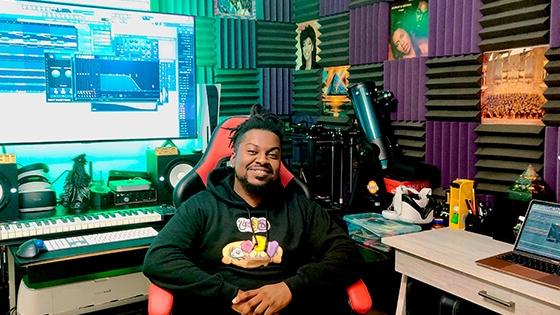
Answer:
[{"left": 231, "top": 282, "right": 292, "bottom": 315}]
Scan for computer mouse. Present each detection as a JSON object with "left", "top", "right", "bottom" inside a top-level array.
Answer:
[{"left": 15, "top": 238, "right": 47, "bottom": 259}]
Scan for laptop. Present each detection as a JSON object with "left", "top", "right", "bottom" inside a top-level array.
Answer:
[{"left": 476, "top": 199, "right": 560, "bottom": 289}]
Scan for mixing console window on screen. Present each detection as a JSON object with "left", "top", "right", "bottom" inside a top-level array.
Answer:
[{"left": 0, "top": 0, "right": 196, "bottom": 144}]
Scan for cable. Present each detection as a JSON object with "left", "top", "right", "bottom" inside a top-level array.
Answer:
[{"left": 50, "top": 169, "right": 69, "bottom": 185}]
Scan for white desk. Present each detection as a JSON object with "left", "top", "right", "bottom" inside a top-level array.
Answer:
[{"left": 382, "top": 228, "right": 560, "bottom": 314}]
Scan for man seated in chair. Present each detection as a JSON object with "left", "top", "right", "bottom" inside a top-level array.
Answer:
[{"left": 143, "top": 105, "right": 364, "bottom": 314}]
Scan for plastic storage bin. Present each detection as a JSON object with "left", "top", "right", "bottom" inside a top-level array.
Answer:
[{"left": 343, "top": 212, "right": 421, "bottom": 252}]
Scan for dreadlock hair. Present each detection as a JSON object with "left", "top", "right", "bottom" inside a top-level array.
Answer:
[{"left": 228, "top": 104, "right": 284, "bottom": 151}]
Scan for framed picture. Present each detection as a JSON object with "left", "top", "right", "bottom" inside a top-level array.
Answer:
[
  {"left": 322, "top": 66, "right": 350, "bottom": 117},
  {"left": 388, "top": 0, "right": 429, "bottom": 60},
  {"left": 214, "top": 0, "right": 255, "bottom": 18},
  {"left": 296, "top": 20, "right": 321, "bottom": 70},
  {"left": 481, "top": 45, "right": 548, "bottom": 125}
]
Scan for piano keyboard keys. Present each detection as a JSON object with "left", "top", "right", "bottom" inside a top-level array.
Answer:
[{"left": 0, "top": 206, "right": 164, "bottom": 240}]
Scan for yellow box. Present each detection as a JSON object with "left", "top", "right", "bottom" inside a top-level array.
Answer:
[{"left": 448, "top": 179, "right": 475, "bottom": 229}]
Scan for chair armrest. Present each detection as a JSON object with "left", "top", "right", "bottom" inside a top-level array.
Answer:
[
  {"left": 147, "top": 279, "right": 371, "bottom": 314},
  {"left": 148, "top": 283, "right": 174, "bottom": 315},
  {"left": 346, "top": 278, "right": 372, "bottom": 314}
]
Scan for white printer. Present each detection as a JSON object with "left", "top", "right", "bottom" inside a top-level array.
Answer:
[{"left": 16, "top": 272, "right": 149, "bottom": 315}]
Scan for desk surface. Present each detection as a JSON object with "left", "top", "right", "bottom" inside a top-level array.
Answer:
[{"left": 382, "top": 228, "right": 560, "bottom": 310}]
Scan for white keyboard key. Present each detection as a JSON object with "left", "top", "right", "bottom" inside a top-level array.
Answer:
[
  {"left": 0, "top": 225, "right": 8, "bottom": 240},
  {"left": 0, "top": 206, "right": 166, "bottom": 240}
]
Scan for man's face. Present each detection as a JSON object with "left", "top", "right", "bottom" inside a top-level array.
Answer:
[{"left": 230, "top": 129, "right": 281, "bottom": 195}]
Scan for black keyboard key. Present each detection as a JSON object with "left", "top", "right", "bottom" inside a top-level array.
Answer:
[{"left": 502, "top": 253, "right": 560, "bottom": 274}]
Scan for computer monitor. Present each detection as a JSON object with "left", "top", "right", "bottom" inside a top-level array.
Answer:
[{"left": 0, "top": 0, "right": 196, "bottom": 145}]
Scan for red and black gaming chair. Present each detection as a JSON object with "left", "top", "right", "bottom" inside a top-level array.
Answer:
[{"left": 147, "top": 116, "right": 372, "bottom": 315}]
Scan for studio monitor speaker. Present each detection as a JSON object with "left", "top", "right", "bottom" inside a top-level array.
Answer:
[
  {"left": 147, "top": 150, "right": 201, "bottom": 203},
  {"left": 0, "top": 155, "right": 19, "bottom": 222}
]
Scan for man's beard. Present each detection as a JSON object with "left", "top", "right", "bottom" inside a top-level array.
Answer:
[{"left": 236, "top": 173, "right": 277, "bottom": 196}]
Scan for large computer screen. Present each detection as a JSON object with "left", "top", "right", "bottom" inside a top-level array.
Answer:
[{"left": 0, "top": 0, "right": 196, "bottom": 144}]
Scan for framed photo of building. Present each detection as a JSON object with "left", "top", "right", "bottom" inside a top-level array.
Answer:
[{"left": 481, "top": 45, "right": 548, "bottom": 125}]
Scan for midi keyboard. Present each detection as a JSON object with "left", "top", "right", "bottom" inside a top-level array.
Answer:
[{"left": 0, "top": 205, "right": 169, "bottom": 241}]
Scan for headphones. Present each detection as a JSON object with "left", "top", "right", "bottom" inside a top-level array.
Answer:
[{"left": 17, "top": 163, "right": 57, "bottom": 212}]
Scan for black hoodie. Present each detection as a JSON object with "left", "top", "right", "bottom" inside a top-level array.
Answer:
[{"left": 143, "top": 167, "right": 363, "bottom": 313}]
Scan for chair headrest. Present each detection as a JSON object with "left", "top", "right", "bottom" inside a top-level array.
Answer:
[
  {"left": 196, "top": 116, "right": 248, "bottom": 185},
  {"left": 172, "top": 115, "right": 306, "bottom": 207}
]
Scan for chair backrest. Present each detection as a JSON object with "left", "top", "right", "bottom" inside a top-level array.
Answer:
[{"left": 172, "top": 115, "right": 310, "bottom": 207}]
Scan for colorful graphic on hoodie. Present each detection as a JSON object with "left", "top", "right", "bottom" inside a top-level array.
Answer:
[{"left": 221, "top": 216, "right": 283, "bottom": 269}]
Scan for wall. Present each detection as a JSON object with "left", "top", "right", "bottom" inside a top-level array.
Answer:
[
  {"left": 150, "top": 0, "right": 560, "bottom": 199},
  {"left": 7, "top": 0, "right": 559, "bottom": 199}
]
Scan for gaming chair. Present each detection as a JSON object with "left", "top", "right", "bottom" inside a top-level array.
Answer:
[{"left": 147, "top": 116, "right": 372, "bottom": 315}]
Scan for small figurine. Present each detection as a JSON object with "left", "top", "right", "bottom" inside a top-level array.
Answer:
[
  {"left": 507, "top": 164, "right": 549, "bottom": 202},
  {"left": 60, "top": 154, "right": 91, "bottom": 210}
]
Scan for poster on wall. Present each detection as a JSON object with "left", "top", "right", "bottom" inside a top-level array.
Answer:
[
  {"left": 388, "top": 0, "right": 429, "bottom": 60},
  {"left": 214, "top": 0, "right": 255, "bottom": 18},
  {"left": 295, "top": 20, "right": 321, "bottom": 70},
  {"left": 481, "top": 45, "right": 548, "bottom": 125},
  {"left": 322, "top": 66, "right": 350, "bottom": 117}
]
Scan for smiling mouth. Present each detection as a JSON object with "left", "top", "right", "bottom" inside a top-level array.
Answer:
[
  {"left": 248, "top": 167, "right": 272, "bottom": 177},
  {"left": 250, "top": 168, "right": 271, "bottom": 174}
]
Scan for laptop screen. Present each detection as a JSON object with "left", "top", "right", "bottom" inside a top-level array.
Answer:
[{"left": 515, "top": 200, "right": 560, "bottom": 261}]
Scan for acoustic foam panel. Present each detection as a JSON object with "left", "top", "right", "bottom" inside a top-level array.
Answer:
[
  {"left": 320, "top": 0, "right": 350, "bottom": 17},
  {"left": 428, "top": 0, "right": 482, "bottom": 57},
  {"left": 348, "top": 63, "right": 384, "bottom": 90},
  {"left": 259, "top": 0, "right": 293, "bottom": 22},
  {"left": 196, "top": 67, "right": 214, "bottom": 84},
  {"left": 349, "top": 2, "right": 390, "bottom": 65},
  {"left": 543, "top": 48, "right": 560, "bottom": 125},
  {"left": 479, "top": 0, "right": 550, "bottom": 52},
  {"left": 475, "top": 124, "right": 544, "bottom": 193},
  {"left": 349, "top": 0, "right": 382, "bottom": 9},
  {"left": 294, "top": 0, "right": 319, "bottom": 23},
  {"left": 217, "top": 18, "right": 257, "bottom": 69},
  {"left": 260, "top": 68, "right": 293, "bottom": 115},
  {"left": 318, "top": 12, "right": 350, "bottom": 67},
  {"left": 544, "top": 126, "right": 560, "bottom": 201},
  {"left": 214, "top": 69, "right": 260, "bottom": 116},
  {"left": 292, "top": 69, "right": 322, "bottom": 115},
  {"left": 551, "top": 0, "right": 560, "bottom": 48},
  {"left": 383, "top": 57, "right": 428, "bottom": 122},
  {"left": 425, "top": 54, "right": 482, "bottom": 121},
  {"left": 151, "top": 0, "right": 213, "bottom": 17},
  {"left": 257, "top": 21, "right": 297, "bottom": 68},
  {"left": 196, "top": 17, "right": 217, "bottom": 67},
  {"left": 392, "top": 120, "right": 426, "bottom": 161},
  {"left": 426, "top": 121, "right": 477, "bottom": 190}
]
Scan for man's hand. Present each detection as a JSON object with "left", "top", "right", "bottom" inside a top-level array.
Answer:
[{"left": 231, "top": 282, "right": 292, "bottom": 315}]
